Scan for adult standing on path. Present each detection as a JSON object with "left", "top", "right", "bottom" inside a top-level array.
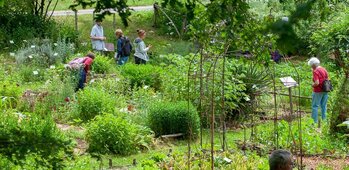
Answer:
[
  {"left": 115, "top": 29, "right": 132, "bottom": 65},
  {"left": 134, "top": 29, "right": 152, "bottom": 64},
  {"left": 308, "top": 57, "right": 330, "bottom": 125},
  {"left": 90, "top": 18, "right": 106, "bottom": 54}
]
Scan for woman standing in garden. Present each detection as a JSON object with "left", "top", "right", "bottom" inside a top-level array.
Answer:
[
  {"left": 134, "top": 29, "right": 152, "bottom": 64},
  {"left": 308, "top": 57, "right": 329, "bottom": 125}
]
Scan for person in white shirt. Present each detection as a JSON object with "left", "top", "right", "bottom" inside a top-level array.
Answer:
[
  {"left": 134, "top": 29, "right": 152, "bottom": 64},
  {"left": 90, "top": 18, "right": 106, "bottom": 53}
]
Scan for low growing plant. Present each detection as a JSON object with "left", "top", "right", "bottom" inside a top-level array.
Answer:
[
  {"left": 0, "top": 80, "right": 21, "bottom": 109},
  {"left": 77, "top": 87, "right": 117, "bottom": 121},
  {"left": 120, "top": 63, "right": 163, "bottom": 91},
  {"left": 86, "top": 113, "right": 153, "bottom": 155},
  {"left": 0, "top": 111, "right": 73, "bottom": 169},
  {"left": 148, "top": 101, "right": 200, "bottom": 138},
  {"left": 92, "top": 55, "right": 113, "bottom": 74}
]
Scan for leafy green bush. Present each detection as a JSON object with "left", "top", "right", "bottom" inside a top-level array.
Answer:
[
  {"left": 148, "top": 101, "right": 200, "bottom": 138},
  {"left": 15, "top": 39, "right": 75, "bottom": 67},
  {"left": 329, "top": 76, "right": 349, "bottom": 134},
  {"left": 0, "top": 81, "right": 21, "bottom": 109},
  {"left": 0, "top": 112, "right": 72, "bottom": 169},
  {"left": 86, "top": 113, "right": 153, "bottom": 155},
  {"left": 77, "top": 87, "right": 117, "bottom": 121},
  {"left": 120, "top": 64, "right": 163, "bottom": 91},
  {"left": 92, "top": 55, "right": 113, "bottom": 74}
]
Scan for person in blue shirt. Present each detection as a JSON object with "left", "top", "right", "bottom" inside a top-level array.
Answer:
[
  {"left": 115, "top": 29, "right": 132, "bottom": 65},
  {"left": 90, "top": 18, "right": 106, "bottom": 54}
]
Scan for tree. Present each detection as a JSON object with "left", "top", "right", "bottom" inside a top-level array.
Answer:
[{"left": 70, "top": 0, "right": 132, "bottom": 27}]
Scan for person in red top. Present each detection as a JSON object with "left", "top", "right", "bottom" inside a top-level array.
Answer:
[
  {"left": 78, "top": 52, "right": 95, "bottom": 90},
  {"left": 308, "top": 57, "right": 329, "bottom": 124}
]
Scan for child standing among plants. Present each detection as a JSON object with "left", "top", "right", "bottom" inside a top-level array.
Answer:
[
  {"left": 134, "top": 29, "right": 152, "bottom": 64},
  {"left": 115, "top": 29, "right": 132, "bottom": 65}
]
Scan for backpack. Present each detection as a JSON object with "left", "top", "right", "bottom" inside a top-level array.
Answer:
[
  {"left": 322, "top": 80, "right": 333, "bottom": 92},
  {"left": 121, "top": 36, "right": 132, "bottom": 56},
  {"left": 68, "top": 57, "right": 87, "bottom": 70},
  {"left": 318, "top": 69, "right": 333, "bottom": 92}
]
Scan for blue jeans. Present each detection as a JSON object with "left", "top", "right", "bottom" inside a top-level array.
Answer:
[
  {"left": 118, "top": 56, "right": 129, "bottom": 65},
  {"left": 311, "top": 92, "right": 329, "bottom": 123},
  {"left": 77, "top": 69, "right": 86, "bottom": 91}
]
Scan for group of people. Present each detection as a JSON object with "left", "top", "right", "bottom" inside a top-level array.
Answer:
[
  {"left": 90, "top": 18, "right": 152, "bottom": 65},
  {"left": 68, "top": 18, "right": 153, "bottom": 91}
]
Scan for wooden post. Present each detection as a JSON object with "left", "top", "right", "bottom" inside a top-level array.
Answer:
[
  {"left": 181, "top": 15, "right": 187, "bottom": 35},
  {"left": 113, "top": 13, "right": 116, "bottom": 30},
  {"left": 74, "top": 10, "right": 78, "bottom": 31},
  {"left": 153, "top": 3, "right": 159, "bottom": 27}
]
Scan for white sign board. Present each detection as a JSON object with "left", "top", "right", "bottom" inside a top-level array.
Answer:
[{"left": 280, "top": 76, "right": 298, "bottom": 88}]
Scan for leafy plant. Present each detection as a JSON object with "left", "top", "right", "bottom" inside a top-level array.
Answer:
[
  {"left": 148, "top": 101, "right": 200, "bottom": 138},
  {"left": 0, "top": 81, "right": 21, "bottom": 109},
  {"left": 120, "top": 63, "right": 163, "bottom": 91},
  {"left": 15, "top": 39, "right": 75, "bottom": 67},
  {"left": 86, "top": 113, "right": 153, "bottom": 155},
  {"left": 0, "top": 111, "right": 73, "bottom": 169},
  {"left": 77, "top": 87, "right": 117, "bottom": 121},
  {"left": 92, "top": 55, "right": 113, "bottom": 74},
  {"left": 18, "top": 65, "right": 47, "bottom": 82}
]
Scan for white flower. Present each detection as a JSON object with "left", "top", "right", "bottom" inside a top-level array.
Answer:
[
  {"left": 143, "top": 85, "right": 149, "bottom": 89},
  {"left": 223, "top": 157, "right": 232, "bottom": 164},
  {"left": 49, "top": 65, "right": 56, "bottom": 69},
  {"left": 28, "top": 55, "right": 33, "bottom": 59},
  {"left": 33, "top": 71, "right": 39, "bottom": 75},
  {"left": 9, "top": 53, "right": 15, "bottom": 57},
  {"left": 31, "top": 45, "right": 36, "bottom": 48},
  {"left": 53, "top": 53, "right": 58, "bottom": 56},
  {"left": 9, "top": 40, "right": 14, "bottom": 44},
  {"left": 282, "top": 17, "right": 289, "bottom": 22},
  {"left": 53, "top": 43, "right": 58, "bottom": 46}
]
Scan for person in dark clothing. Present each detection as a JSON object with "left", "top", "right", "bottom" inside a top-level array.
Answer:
[{"left": 115, "top": 29, "right": 132, "bottom": 65}]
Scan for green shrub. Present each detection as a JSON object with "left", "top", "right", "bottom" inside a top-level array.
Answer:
[
  {"left": 91, "top": 76, "right": 130, "bottom": 96},
  {"left": 15, "top": 39, "right": 75, "bottom": 67},
  {"left": 0, "top": 81, "right": 21, "bottom": 109},
  {"left": 148, "top": 101, "right": 200, "bottom": 138},
  {"left": 120, "top": 64, "right": 163, "bottom": 91},
  {"left": 0, "top": 112, "right": 72, "bottom": 169},
  {"left": 19, "top": 65, "right": 47, "bottom": 82},
  {"left": 77, "top": 87, "right": 117, "bottom": 121},
  {"left": 92, "top": 55, "right": 113, "bottom": 74},
  {"left": 86, "top": 113, "right": 152, "bottom": 155}
]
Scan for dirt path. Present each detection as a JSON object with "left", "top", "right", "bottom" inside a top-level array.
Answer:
[
  {"left": 56, "top": 123, "right": 88, "bottom": 155},
  {"left": 302, "top": 156, "right": 349, "bottom": 170},
  {"left": 49, "top": 5, "right": 153, "bottom": 16}
]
